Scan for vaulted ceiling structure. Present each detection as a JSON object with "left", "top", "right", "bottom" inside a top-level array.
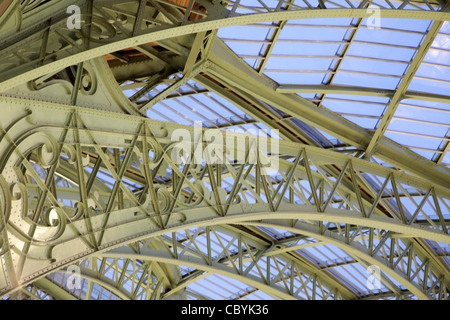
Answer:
[{"left": 0, "top": 0, "right": 449, "bottom": 300}]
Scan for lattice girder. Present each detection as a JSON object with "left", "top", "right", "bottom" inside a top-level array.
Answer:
[{"left": 0, "top": 96, "right": 448, "bottom": 299}]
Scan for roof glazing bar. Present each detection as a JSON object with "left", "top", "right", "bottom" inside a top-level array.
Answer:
[{"left": 364, "top": 19, "right": 445, "bottom": 158}]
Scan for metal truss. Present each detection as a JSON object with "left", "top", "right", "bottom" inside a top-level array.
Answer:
[
  {"left": 0, "top": 0, "right": 449, "bottom": 300},
  {"left": 0, "top": 98, "right": 448, "bottom": 299}
]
